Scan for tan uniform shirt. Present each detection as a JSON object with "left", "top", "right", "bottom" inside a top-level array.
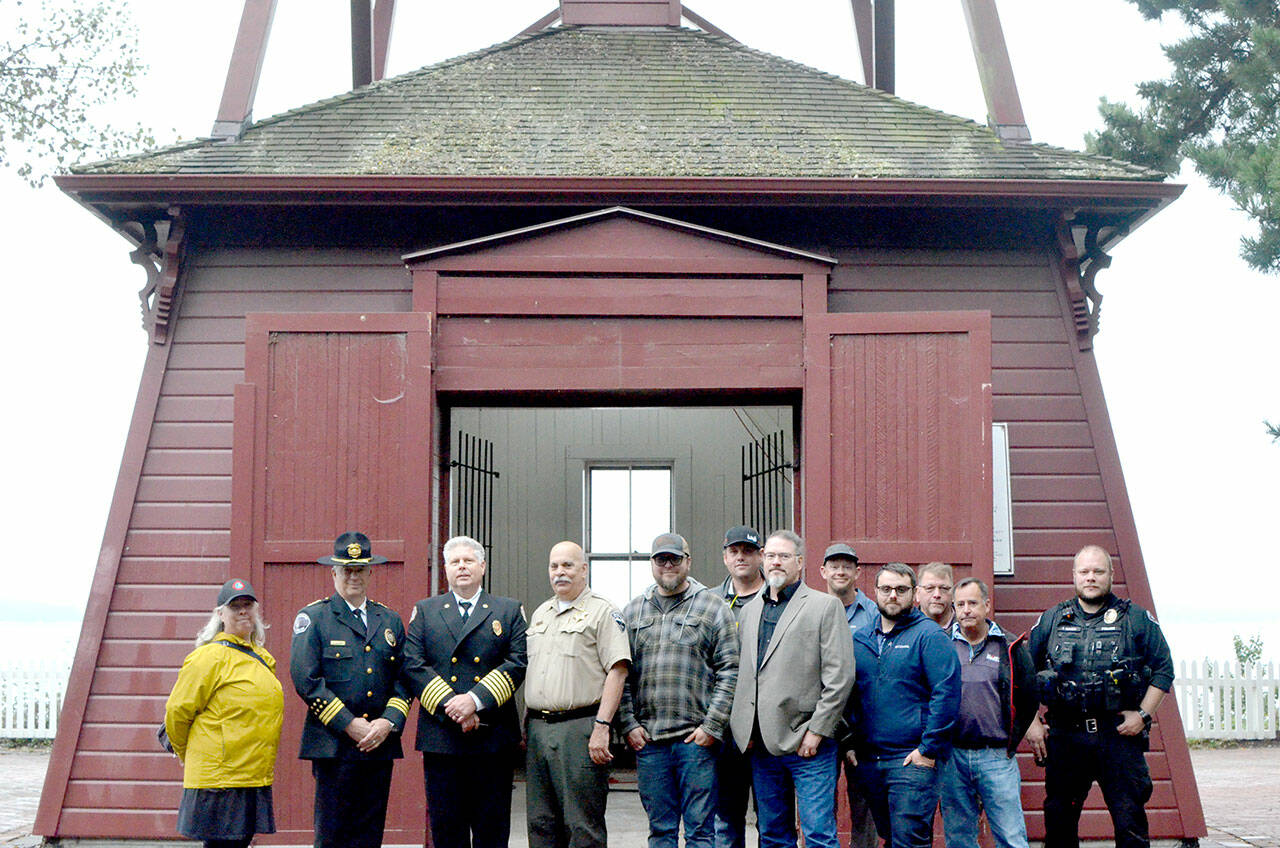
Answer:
[{"left": 525, "top": 588, "right": 631, "bottom": 711}]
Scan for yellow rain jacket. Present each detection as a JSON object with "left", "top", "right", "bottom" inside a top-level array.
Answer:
[{"left": 164, "top": 633, "right": 284, "bottom": 788}]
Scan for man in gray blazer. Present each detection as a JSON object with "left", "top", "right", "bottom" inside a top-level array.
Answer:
[{"left": 729, "top": 530, "right": 855, "bottom": 848}]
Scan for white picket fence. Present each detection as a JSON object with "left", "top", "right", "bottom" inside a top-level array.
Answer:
[
  {"left": 1174, "top": 660, "right": 1280, "bottom": 740},
  {"left": 0, "top": 657, "right": 71, "bottom": 739}
]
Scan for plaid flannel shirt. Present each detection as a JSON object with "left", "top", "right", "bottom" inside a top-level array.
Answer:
[{"left": 617, "top": 578, "right": 740, "bottom": 742}]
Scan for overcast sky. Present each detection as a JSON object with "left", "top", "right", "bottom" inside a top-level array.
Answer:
[{"left": 1, "top": 0, "right": 1276, "bottom": 665}]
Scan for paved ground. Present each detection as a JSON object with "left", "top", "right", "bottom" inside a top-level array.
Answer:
[{"left": 4, "top": 744, "right": 1277, "bottom": 846}]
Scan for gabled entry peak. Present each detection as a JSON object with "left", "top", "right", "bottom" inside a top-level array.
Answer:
[
  {"left": 403, "top": 207, "right": 835, "bottom": 273},
  {"left": 561, "top": 0, "right": 681, "bottom": 26}
]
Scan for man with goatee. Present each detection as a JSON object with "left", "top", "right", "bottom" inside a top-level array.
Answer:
[
  {"left": 846, "top": 562, "right": 961, "bottom": 848},
  {"left": 728, "top": 530, "right": 853, "bottom": 848}
]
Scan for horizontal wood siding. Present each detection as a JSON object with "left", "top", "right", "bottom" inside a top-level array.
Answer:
[
  {"left": 828, "top": 249, "right": 1194, "bottom": 839},
  {"left": 52, "top": 252, "right": 411, "bottom": 837},
  {"left": 435, "top": 317, "right": 804, "bottom": 392}
]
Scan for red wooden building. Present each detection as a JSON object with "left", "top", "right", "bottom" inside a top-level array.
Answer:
[{"left": 39, "top": 0, "right": 1205, "bottom": 843}]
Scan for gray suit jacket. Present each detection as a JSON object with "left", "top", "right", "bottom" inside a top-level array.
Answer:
[{"left": 729, "top": 580, "right": 855, "bottom": 756}]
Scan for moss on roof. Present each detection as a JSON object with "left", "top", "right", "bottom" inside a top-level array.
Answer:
[{"left": 76, "top": 26, "right": 1161, "bottom": 181}]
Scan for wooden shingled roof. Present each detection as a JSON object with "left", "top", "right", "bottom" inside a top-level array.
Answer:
[{"left": 75, "top": 25, "right": 1161, "bottom": 181}]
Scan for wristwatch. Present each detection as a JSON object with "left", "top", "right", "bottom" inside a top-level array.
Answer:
[{"left": 1137, "top": 708, "right": 1152, "bottom": 727}]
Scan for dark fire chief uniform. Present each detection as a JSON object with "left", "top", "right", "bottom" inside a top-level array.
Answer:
[
  {"left": 1028, "top": 592, "right": 1174, "bottom": 848},
  {"left": 402, "top": 589, "right": 528, "bottom": 848},
  {"left": 291, "top": 592, "right": 411, "bottom": 848}
]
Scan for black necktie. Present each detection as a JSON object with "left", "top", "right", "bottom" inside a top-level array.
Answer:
[
  {"left": 459, "top": 600, "right": 472, "bottom": 623},
  {"left": 355, "top": 608, "right": 367, "bottom": 633}
]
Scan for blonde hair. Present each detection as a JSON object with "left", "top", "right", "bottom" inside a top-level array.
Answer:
[{"left": 194, "top": 602, "right": 268, "bottom": 647}]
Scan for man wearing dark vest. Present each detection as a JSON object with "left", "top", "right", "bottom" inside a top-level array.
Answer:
[
  {"left": 1028, "top": 544, "right": 1174, "bottom": 848},
  {"left": 291, "top": 532, "right": 412, "bottom": 848},
  {"left": 402, "top": 534, "right": 528, "bottom": 848}
]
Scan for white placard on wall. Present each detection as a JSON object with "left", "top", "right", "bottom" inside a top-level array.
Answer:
[{"left": 993, "top": 423, "right": 1014, "bottom": 575}]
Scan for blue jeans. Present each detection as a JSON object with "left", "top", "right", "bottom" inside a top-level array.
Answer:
[
  {"left": 939, "top": 747, "right": 1029, "bottom": 848},
  {"left": 635, "top": 737, "right": 720, "bottom": 848},
  {"left": 855, "top": 758, "right": 941, "bottom": 848},
  {"left": 750, "top": 738, "right": 840, "bottom": 848}
]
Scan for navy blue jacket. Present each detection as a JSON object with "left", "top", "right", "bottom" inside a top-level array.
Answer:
[{"left": 848, "top": 607, "right": 962, "bottom": 762}]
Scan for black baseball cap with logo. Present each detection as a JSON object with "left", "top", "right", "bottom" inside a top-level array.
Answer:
[
  {"left": 723, "top": 525, "right": 762, "bottom": 550},
  {"left": 217, "top": 578, "right": 258, "bottom": 606}
]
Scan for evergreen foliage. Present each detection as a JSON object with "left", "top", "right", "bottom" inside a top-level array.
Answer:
[{"left": 1086, "top": 1, "right": 1280, "bottom": 273}]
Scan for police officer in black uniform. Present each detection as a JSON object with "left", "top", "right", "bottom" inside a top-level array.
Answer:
[
  {"left": 402, "top": 534, "right": 527, "bottom": 848},
  {"left": 291, "top": 532, "right": 412, "bottom": 848},
  {"left": 1027, "top": 544, "right": 1175, "bottom": 848}
]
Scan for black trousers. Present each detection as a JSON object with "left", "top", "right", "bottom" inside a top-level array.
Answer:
[
  {"left": 423, "top": 750, "right": 516, "bottom": 848},
  {"left": 311, "top": 759, "right": 394, "bottom": 848},
  {"left": 1044, "top": 731, "right": 1153, "bottom": 848}
]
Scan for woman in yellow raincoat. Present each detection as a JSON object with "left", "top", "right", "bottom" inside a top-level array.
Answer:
[{"left": 165, "top": 578, "right": 284, "bottom": 848}]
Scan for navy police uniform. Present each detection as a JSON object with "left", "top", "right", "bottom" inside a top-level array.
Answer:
[
  {"left": 1028, "top": 592, "right": 1174, "bottom": 848},
  {"left": 403, "top": 589, "right": 527, "bottom": 848},
  {"left": 291, "top": 533, "right": 412, "bottom": 848}
]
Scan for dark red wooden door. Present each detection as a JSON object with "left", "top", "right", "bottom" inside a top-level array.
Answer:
[
  {"left": 234, "top": 312, "right": 435, "bottom": 845},
  {"left": 802, "top": 311, "right": 994, "bottom": 582}
]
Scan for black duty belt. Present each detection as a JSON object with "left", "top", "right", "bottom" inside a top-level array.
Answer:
[
  {"left": 528, "top": 703, "right": 600, "bottom": 724},
  {"left": 1053, "top": 713, "right": 1119, "bottom": 734}
]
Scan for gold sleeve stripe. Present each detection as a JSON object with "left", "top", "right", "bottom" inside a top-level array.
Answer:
[
  {"left": 421, "top": 678, "right": 453, "bottom": 713},
  {"left": 386, "top": 697, "right": 410, "bottom": 716},
  {"left": 319, "top": 698, "right": 346, "bottom": 725},
  {"left": 479, "top": 670, "right": 514, "bottom": 706}
]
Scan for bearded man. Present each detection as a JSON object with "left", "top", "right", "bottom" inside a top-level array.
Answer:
[{"left": 845, "top": 562, "right": 961, "bottom": 848}]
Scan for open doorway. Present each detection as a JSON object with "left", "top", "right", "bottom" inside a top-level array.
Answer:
[{"left": 447, "top": 406, "right": 795, "bottom": 615}]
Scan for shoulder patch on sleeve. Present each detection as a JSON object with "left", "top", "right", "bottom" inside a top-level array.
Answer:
[
  {"left": 612, "top": 611, "right": 626, "bottom": 631},
  {"left": 293, "top": 612, "right": 312, "bottom": 634}
]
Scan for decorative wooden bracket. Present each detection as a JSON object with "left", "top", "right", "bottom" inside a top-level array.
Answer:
[
  {"left": 129, "top": 209, "right": 187, "bottom": 345},
  {"left": 1056, "top": 216, "right": 1117, "bottom": 350}
]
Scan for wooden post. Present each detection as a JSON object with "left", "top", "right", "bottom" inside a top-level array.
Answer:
[{"left": 211, "top": 0, "right": 279, "bottom": 140}]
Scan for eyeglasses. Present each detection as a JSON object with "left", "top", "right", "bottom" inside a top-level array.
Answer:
[
  {"left": 762, "top": 552, "right": 796, "bottom": 562},
  {"left": 876, "top": 584, "right": 913, "bottom": 596},
  {"left": 652, "top": 554, "right": 686, "bottom": 566}
]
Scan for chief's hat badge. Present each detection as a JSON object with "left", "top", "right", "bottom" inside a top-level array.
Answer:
[{"left": 347, "top": 542, "right": 363, "bottom": 559}]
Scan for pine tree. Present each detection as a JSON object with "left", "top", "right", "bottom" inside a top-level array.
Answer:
[{"left": 1086, "top": 1, "right": 1280, "bottom": 274}]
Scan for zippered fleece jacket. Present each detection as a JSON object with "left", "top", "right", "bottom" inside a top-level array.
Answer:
[
  {"left": 618, "top": 578, "right": 740, "bottom": 742},
  {"left": 847, "top": 607, "right": 961, "bottom": 763}
]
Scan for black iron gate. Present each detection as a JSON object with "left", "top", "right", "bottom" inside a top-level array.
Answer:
[
  {"left": 450, "top": 431, "right": 500, "bottom": 589},
  {"left": 741, "top": 429, "right": 793, "bottom": 536}
]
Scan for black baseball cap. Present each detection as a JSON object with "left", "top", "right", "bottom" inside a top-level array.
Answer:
[
  {"left": 217, "top": 578, "right": 257, "bottom": 606},
  {"left": 723, "top": 525, "right": 762, "bottom": 549}
]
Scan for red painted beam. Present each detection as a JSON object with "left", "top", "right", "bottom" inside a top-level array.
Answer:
[
  {"left": 372, "top": 0, "right": 395, "bottom": 81},
  {"left": 351, "top": 0, "right": 373, "bottom": 88},
  {"left": 211, "top": 0, "right": 279, "bottom": 140},
  {"left": 959, "top": 0, "right": 1030, "bottom": 143},
  {"left": 873, "top": 0, "right": 894, "bottom": 93}
]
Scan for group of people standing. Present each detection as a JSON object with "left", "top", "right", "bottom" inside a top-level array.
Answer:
[{"left": 162, "top": 527, "right": 1174, "bottom": 848}]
